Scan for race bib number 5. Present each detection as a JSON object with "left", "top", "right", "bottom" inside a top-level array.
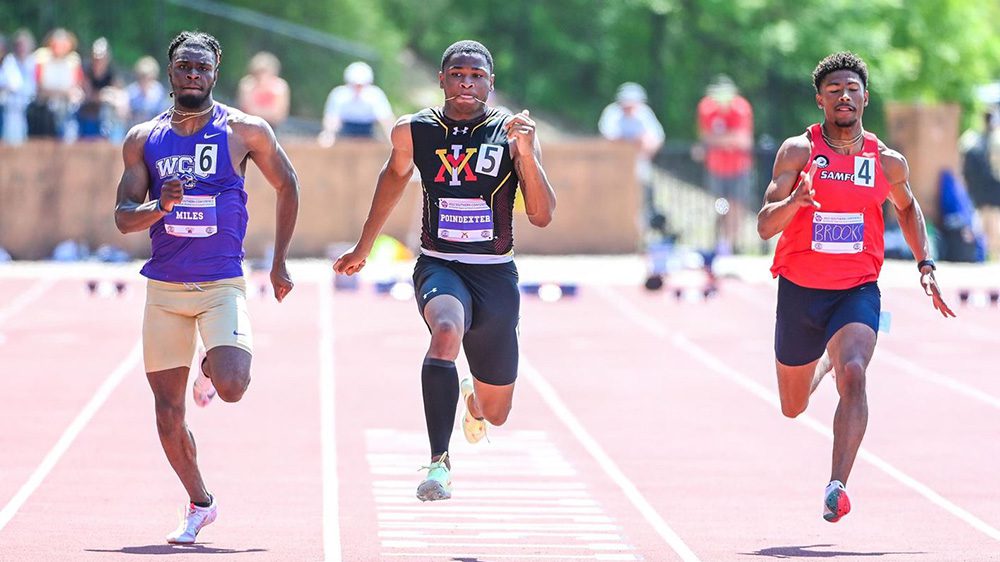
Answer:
[
  {"left": 438, "top": 198, "right": 494, "bottom": 243},
  {"left": 812, "top": 211, "right": 864, "bottom": 254}
]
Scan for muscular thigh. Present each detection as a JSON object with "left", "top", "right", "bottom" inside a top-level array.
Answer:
[
  {"left": 413, "top": 255, "right": 474, "bottom": 332},
  {"left": 461, "top": 261, "right": 520, "bottom": 386}
]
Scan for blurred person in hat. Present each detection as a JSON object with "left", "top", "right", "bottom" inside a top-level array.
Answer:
[
  {"left": 319, "top": 60, "right": 394, "bottom": 146},
  {"left": 598, "top": 82, "right": 665, "bottom": 224}
]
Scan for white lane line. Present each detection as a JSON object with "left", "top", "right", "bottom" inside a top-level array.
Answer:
[
  {"left": 319, "top": 272, "right": 342, "bottom": 562},
  {"left": 520, "top": 355, "right": 702, "bottom": 562},
  {"left": 376, "top": 505, "right": 602, "bottom": 515},
  {"left": 378, "top": 512, "right": 614, "bottom": 522},
  {"left": 378, "top": 531, "right": 623, "bottom": 540},
  {"left": 596, "top": 284, "right": 1000, "bottom": 542},
  {"left": 382, "top": 553, "right": 637, "bottom": 560},
  {"left": 0, "top": 278, "right": 57, "bottom": 326},
  {"left": 727, "top": 281, "right": 1000, "bottom": 410},
  {"left": 0, "top": 339, "right": 142, "bottom": 532},
  {"left": 373, "top": 479, "right": 587, "bottom": 490},
  {"left": 382, "top": 540, "right": 633, "bottom": 550},
  {"left": 379, "top": 521, "right": 619, "bottom": 531},
  {"left": 877, "top": 348, "right": 1000, "bottom": 410}
]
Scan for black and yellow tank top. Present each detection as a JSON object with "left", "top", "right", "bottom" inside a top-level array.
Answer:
[{"left": 410, "top": 107, "right": 519, "bottom": 264}]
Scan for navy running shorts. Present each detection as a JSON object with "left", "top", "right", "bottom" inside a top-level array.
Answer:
[
  {"left": 774, "top": 276, "right": 880, "bottom": 366},
  {"left": 412, "top": 254, "right": 520, "bottom": 385}
]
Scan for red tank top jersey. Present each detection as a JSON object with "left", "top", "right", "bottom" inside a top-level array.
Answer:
[{"left": 770, "top": 124, "right": 892, "bottom": 290}]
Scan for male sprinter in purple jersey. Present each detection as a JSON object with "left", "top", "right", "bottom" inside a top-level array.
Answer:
[
  {"left": 335, "top": 40, "right": 556, "bottom": 502},
  {"left": 114, "top": 31, "right": 299, "bottom": 544}
]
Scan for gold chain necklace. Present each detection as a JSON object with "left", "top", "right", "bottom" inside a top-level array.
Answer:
[
  {"left": 821, "top": 127, "right": 864, "bottom": 149},
  {"left": 170, "top": 103, "right": 214, "bottom": 124}
]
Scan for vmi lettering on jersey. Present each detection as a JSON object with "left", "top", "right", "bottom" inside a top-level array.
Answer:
[
  {"left": 820, "top": 170, "right": 855, "bottom": 182},
  {"left": 435, "top": 145, "right": 478, "bottom": 186}
]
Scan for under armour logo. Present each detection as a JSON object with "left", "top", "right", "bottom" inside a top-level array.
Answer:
[{"left": 453, "top": 126, "right": 468, "bottom": 135}]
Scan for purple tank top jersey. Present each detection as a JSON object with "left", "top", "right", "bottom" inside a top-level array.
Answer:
[{"left": 140, "top": 104, "right": 248, "bottom": 282}]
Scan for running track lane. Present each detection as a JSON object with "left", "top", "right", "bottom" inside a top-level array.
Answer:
[{"left": 1, "top": 271, "right": 998, "bottom": 560}]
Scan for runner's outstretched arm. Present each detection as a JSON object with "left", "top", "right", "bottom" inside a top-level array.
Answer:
[{"left": 333, "top": 115, "right": 415, "bottom": 275}]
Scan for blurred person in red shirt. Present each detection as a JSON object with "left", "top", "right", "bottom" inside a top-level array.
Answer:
[
  {"left": 237, "top": 51, "right": 290, "bottom": 130},
  {"left": 697, "top": 75, "right": 753, "bottom": 255}
]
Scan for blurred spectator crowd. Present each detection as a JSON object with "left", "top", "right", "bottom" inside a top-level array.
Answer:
[{"left": 0, "top": 27, "right": 396, "bottom": 147}]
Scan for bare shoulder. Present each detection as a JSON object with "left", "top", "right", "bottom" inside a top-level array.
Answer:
[
  {"left": 774, "top": 133, "right": 812, "bottom": 171},
  {"left": 227, "top": 105, "right": 272, "bottom": 143},
  {"left": 389, "top": 114, "right": 414, "bottom": 147},
  {"left": 392, "top": 113, "right": 414, "bottom": 130},
  {"left": 877, "top": 140, "right": 907, "bottom": 181},
  {"left": 122, "top": 119, "right": 158, "bottom": 156}
]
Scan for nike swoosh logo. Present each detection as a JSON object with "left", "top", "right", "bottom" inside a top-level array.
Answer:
[
  {"left": 204, "top": 132, "right": 222, "bottom": 139},
  {"left": 233, "top": 330, "right": 246, "bottom": 336}
]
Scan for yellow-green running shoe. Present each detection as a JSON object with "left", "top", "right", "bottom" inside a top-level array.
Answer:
[
  {"left": 460, "top": 378, "right": 487, "bottom": 444},
  {"left": 416, "top": 452, "right": 452, "bottom": 502}
]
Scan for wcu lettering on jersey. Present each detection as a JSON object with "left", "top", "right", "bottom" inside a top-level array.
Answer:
[
  {"left": 819, "top": 170, "right": 855, "bottom": 182},
  {"left": 154, "top": 155, "right": 209, "bottom": 179}
]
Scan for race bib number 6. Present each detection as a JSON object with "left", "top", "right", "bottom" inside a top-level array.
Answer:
[{"left": 195, "top": 144, "right": 218, "bottom": 177}]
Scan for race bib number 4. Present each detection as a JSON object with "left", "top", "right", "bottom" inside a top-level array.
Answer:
[
  {"left": 812, "top": 211, "right": 864, "bottom": 254},
  {"left": 438, "top": 198, "right": 494, "bottom": 243},
  {"left": 164, "top": 195, "right": 218, "bottom": 238}
]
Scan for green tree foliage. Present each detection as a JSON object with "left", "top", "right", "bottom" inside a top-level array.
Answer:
[
  {"left": 385, "top": 0, "right": 1000, "bottom": 140},
  {"left": 2, "top": 0, "right": 405, "bottom": 119},
  {"left": 3, "top": 0, "right": 997, "bottom": 138}
]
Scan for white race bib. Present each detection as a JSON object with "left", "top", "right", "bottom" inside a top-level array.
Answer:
[
  {"left": 437, "top": 198, "right": 494, "bottom": 243},
  {"left": 811, "top": 211, "right": 864, "bottom": 254},
  {"left": 164, "top": 195, "right": 218, "bottom": 238}
]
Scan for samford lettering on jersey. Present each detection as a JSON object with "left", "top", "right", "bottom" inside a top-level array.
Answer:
[{"left": 819, "top": 170, "right": 855, "bottom": 182}]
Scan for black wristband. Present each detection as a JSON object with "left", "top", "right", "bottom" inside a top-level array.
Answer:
[{"left": 917, "top": 258, "right": 935, "bottom": 271}]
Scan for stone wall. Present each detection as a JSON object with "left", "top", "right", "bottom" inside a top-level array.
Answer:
[{"left": 0, "top": 139, "right": 641, "bottom": 259}]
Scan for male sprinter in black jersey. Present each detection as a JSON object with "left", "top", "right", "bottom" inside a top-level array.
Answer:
[{"left": 334, "top": 40, "right": 556, "bottom": 501}]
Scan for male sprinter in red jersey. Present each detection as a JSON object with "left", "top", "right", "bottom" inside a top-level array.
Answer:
[
  {"left": 334, "top": 40, "right": 556, "bottom": 501},
  {"left": 757, "top": 52, "right": 954, "bottom": 523}
]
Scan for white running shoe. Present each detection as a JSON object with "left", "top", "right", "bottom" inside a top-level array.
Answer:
[
  {"left": 460, "top": 378, "right": 487, "bottom": 444},
  {"left": 823, "top": 480, "right": 851, "bottom": 523},
  {"left": 192, "top": 355, "right": 217, "bottom": 407},
  {"left": 166, "top": 496, "right": 218, "bottom": 544}
]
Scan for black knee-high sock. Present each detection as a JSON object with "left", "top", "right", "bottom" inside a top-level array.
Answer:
[{"left": 421, "top": 358, "right": 459, "bottom": 457}]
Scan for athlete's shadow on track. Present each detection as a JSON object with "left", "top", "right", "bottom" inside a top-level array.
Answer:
[
  {"left": 745, "top": 544, "right": 926, "bottom": 558},
  {"left": 85, "top": 544, "right": 267, "bottom": 555}
]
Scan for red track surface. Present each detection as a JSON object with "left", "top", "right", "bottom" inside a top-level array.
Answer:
[{"left": 0, "top": 264, "right": 997, "bottom": 561}]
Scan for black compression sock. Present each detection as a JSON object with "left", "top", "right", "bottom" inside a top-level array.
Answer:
[{"left": 421, "top": 358, "right": 459, "bottom": 457}]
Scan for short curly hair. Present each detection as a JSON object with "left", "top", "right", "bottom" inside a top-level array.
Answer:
[
  {"left": 440, "top": 40, "right": 493, "bottom": 72},
  {"left": 168, "top": 31, "right": 222, "bottom": 65},
  {"left": 812, "top": 51, "right": 868, "bottom": 92}
]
